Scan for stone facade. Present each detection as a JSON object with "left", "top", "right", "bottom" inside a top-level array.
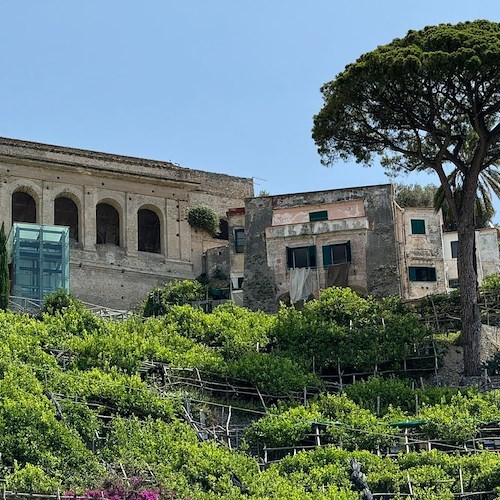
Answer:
[
  {"left": 241, "top": 184, "right": 400, "bottom": 312},
  {"left": 395, "top": 205, "right": 500, "bottom": 299},
  {"left": 234, "top": 186, "right": 500, "bottom": 311},
  {"left": 0, "top": 137, "right": 253, "bottom": 309}
]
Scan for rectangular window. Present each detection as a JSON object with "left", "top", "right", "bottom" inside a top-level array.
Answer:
[
  {"left": 237, "top": 277, "right": 244, "bottom": 289},
  {"left": 322, "top": 241, "right": 351, "bottom": 267},
  {"left": 448, "top": 278, "right": 459, "bottom": 288},
  {"left": 234, "top": 229, "right": 245, "bottom": 253},
  {"left": 309, "top": 210, "right": 328, "bottom": 222},
  {"left": 411, "top": 219, "right": 426, "bottom": 235},
  {"left": 408, "top": 266, "right": 437, "bottom": 282},
  {"left": 286, "top": 246, "right": 317, "bottom": 269},
  {"left": 451, "top": 240, "right": 458, "bottom": 259}
]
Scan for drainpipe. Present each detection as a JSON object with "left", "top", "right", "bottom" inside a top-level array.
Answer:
[{"left": 393, "top": 200, "right": 406, "bottom": 298}]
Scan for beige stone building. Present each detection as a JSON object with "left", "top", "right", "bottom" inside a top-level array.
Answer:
[
  {"left": 229, "top": 187, "right": 500, "bottom": 310},
  {"left": 394, "top": 205, "right": 447, "bottom": 299},
  {"left": 0, "top": 137, "right": 253, "bottom": 309},
  {"left": 237, "top": 185, "right": 400, "bottom": 312}
]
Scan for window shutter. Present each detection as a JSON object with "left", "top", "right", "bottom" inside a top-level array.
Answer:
[
  {"left": 429, "top": 267, "right": 437, "bottom": 281},
  {"left": 409, "top": 267, "right": 416, "bottom": 281},
  {"left": 309, "top": 210, "right": 328, "bottom": 222},
  {"left": 322, "top": 245, "right": 332, "bottom": 267},
  {"left": 411, "top": 219, "right": 426, "bottom": 234},
  {"left": 308, "top": 245, "right": 317, "bottom": 267}
]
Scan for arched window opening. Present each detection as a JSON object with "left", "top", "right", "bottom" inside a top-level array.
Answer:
[
  {"left": 96, "top": 203, "right": 120, "bottom": 245},
  {"left": 54, "top": 197, "right": 79, "bottom": 242},
  {"left": 12, "top": 191, "right": 37, "bottom": 224},
  {"left": 138, "top": 209, "right": 161, "bottom": 253}
]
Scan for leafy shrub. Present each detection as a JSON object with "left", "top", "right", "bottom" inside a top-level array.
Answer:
[
  {"left": 42, "top": 289, "right": 84, "bottom": 315},
  {"left": 226, "top": 352, "right": 320, "bottom": 395},
  {"left": 5, "top": 463, "right": 61, "bottom": 494},
  {"left": 481, "top": 272, "right": 500, "bottom": 293},
  {"left": 187, "top": 204, "right": 220, "bottom": 236},
  {"left": 345, "top": 377, "right": 460, "bottom": 415},
  {"left": 143, "top": 280, "right": 206, "bottom": 317},
  {"left": 273, "top": 287, "right": 430, "bottom": 373}
]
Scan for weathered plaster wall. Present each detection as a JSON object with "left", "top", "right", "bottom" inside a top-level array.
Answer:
[
  {"left": 0, "top": 137, "right": 252, "bottom": 309},
  {"left": 205, "top": 246, "right": 230, "bottom": 279},
  {"left": 272, "top": 199, "right": 365, "bottom": 225},
  {"left": 395, "top": 206, "right": 446, "bottom": 299},
  {"left": 243, "top": 197, "right": 276, "bottom": 312},
  {"left": 265, "top": 218, "right": 369, "bottom": 297},
  {"left": 227, "top": 209, "right": 245, "bottom": 289},
  {"left": 243, "top": 185, "right": 400, "bottom": 312}
]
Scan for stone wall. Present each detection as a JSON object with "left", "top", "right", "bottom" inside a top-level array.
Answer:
[
  {"left": 395, "top": 206, "right": 447, "bottom": 299},
  {"left": 0, "top": 137, "right": 252, "bottom": 309},
  {"left": 243, "top": 197, "right": 277, "bottom": 312},
  {"left": 243, "top": 185, "right": 400, "bottom": 312}
]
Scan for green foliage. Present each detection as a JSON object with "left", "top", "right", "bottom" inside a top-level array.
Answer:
[
  {"left": 187, "top": 204, "right": 221, "bottom": 236},
  {"left": 5, "top": 463, "right": 61, "bottom": 494},
  {"left": 312, "top": 20, "right": 500, "bottom": 376},
  {"left": 273, "top": 287, "right": 429, "bottom": 373},
  {"left": 344, "top": 377, "right": 460, "bottom": 415},
  {"left": 7, "top": 285, "right": 500, "bottom": 496},
  {"left": 0, "top": 222, "right": 10, "bottom": 311},
  {"left": 481, "top": 272, "right": 500, "bottom": 293},
  {"left": 143, "top": 280, "right": 207, "bottom": 317},
  {"left": 102, "top": 416, "right": 257, "bottom": 497},
  {"left": 42, "top": 289, "right": 85, "bottom": 315},
  {"left": 395, "top": 184, "right": 438, "bottom": 208},
  {"left": 227, "top": 352, "right": 320, "bottom": 395}
]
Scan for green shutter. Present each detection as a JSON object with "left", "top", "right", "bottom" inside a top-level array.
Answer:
[
  {"left": 409, "top": 267, "right": 416, "bottom": 281},
  {"left": 322, "top": 245, "right": 332, "bottom": 267},
  {"left": 411, "top": 219, "right": 426, "bottom": 234},
  {"left": 309, "top": 210, "right": 328, "bottom": 222}
]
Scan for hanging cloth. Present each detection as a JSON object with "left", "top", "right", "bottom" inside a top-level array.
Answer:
[
  {"left": 290, "top": 267, "right": 312, "bottom": 303},
  {"left": 325, "top": 262, "right": 350, "bottom": 288}
]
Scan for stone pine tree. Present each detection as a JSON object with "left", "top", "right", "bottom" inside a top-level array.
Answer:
[
  {"left": 313, "top": 20, "right": 500, "bottom": 376},
  {"left": 0, "top": 222, "right": 10, "bottom": 310}
]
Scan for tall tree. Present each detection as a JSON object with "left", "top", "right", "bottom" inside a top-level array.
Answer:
[
  {"left": 0, "top": 222, "right": 10, "bottom": 311},
  {"left": 312, "top": 20, "right": 500, "bottom": 376}
]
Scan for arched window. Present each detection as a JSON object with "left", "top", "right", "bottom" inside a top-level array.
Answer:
[
  {"left": 138, "top": 208, "right": 161, "bottom": 253},
  {"left": 54, "top": 197, "right": 79, "bottom": 242},
  {"left": 12, "top": 191, "right": 37, "bottom": 224},
  {"left": 96, "top": 203, "right": 120, "bottom": 245}
]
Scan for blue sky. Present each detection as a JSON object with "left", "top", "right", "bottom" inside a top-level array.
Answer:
[{"left": 1, "top": 1, "right": 499, "bottom": 208}]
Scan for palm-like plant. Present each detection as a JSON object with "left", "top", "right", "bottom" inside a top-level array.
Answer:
[{"left": 434, "top": 168, "right": 500, "bottom": 230}]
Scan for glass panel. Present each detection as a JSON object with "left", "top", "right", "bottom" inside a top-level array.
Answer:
[
  {"left": 234, "top": 229, "right": 245, "bottom": 253},
  {"left": 408, "top": 266, "right": 437, "bottom": 282},
  {"left": 287, "top": 246, "right": 316, "bottom": 268},
  {"left": 9, "top": 223, "right": 69, "bottom": 300}
]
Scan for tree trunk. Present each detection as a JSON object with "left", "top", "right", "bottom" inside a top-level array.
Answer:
[{"left": 457, "top": 186, "right": 482, "bottom": 377}]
